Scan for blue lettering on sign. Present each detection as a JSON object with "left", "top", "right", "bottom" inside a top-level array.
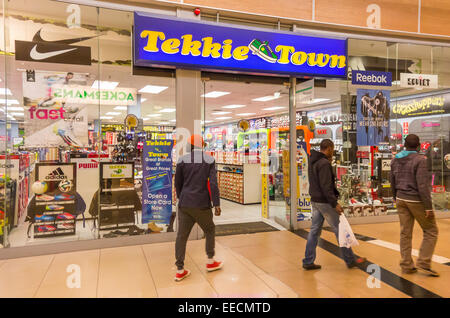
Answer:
[
  {"left": 134, "top": 12, "right": 348, "bottom": 78},
  {"left": 351, "top": 70, "right": 392, "bottom": 86}
]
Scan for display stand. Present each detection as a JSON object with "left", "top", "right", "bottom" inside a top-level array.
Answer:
[
  {"left": 98, "top": 162, "right": 138, "bottom": 232},
  {"left": 217, "top": 163, "right": 261, "bottom": 204},
  {"left": 33, "top": 163, "right": 77, "bottom": 238}
]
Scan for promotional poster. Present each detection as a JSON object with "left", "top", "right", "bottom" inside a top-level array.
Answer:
[
  {"left": 142, "top": 139, "right": 174, "bottom": 225},
  {"left": 356, "top": 89, "right": 390, "bottom": 146},
  {"left": 22, "top": 71, "right": 89, "bottom": 148}
]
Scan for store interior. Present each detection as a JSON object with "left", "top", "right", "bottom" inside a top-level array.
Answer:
[{"left": 0, "top": 0, "right": 449, "bottom": 249}]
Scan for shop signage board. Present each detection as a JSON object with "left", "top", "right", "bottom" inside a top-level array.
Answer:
[
  {"left": 142, "top": 139, "right": 174, "bottom": 224},
  {"left": 356, "top": 89, "right": 390, "bottom": 146},
  {"left": 351, "top": 70, "right": 392, "bottom": 86},
  {"left": 392, "top": 93, "right": 449, "bottom": 118},
  {"left": 400, "top": 73, "right": 438, "bottom": 89},
  {"left": 52, "top": 85, "right": 137, "bottom": 105},
  {"left": 102, "top": 164, "right": 133, "bottom": 179},
  {"left": 134, "top": 12, "right": 348, "bottom": 78}
]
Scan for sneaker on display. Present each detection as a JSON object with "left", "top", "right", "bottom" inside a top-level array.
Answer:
[
  {"left": 54, "top": 194, "right": 75, "bottom": 201},
  {"left": 38, "top": 225, "right": 56, "bottom": 232},
  {"left": 35, "top": 214, "right": 55, "bottom": 222},
  {"left": 45, "top": 205, "right": 64, "bottom": 211},
  {"left": 36, "top": 194, "right": 55, "bottom": 201},
  {"left": 57, "top": 213, "right": 75, "bottom": 220}
]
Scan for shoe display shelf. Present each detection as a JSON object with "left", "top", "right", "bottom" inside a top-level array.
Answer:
[
  {"left": 217, "top": 163, "right": 261, "bottom": 205},
  {"left": 98, "top": 162, "right": 138, "bottom": 235},
  {"left": 0, "top": 177, "right": 17, "bottom": 243},
  {"left": 33, "top": 199, "right": 77, "bottom": 238}
]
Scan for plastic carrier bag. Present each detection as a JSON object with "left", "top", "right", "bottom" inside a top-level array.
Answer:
[{"left": 338, "top": 214, "right": 359, "bottom": 248}]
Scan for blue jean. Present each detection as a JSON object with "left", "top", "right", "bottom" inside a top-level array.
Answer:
[{"left": 303, "top": 202, "right": 356, "bottom": 266}]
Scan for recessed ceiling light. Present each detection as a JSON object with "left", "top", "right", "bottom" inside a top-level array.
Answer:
[
  {"left": 236, "top": 113, "right": 256, "bottom": 116},
  {"left": 0, "top": 99, "right": 19, "bottom": 105},
  {"left": 305, "top": 98, "right": 330, "bottom": 104},
  {"left": 146, "top": 114, "right": 162, "bottom": 117},
  {"left": 114, "top": 106, "right": 127, "bottom": 110},
  {"left": 215, "top": 116, "right": 232, "bottom": 120},
  {"left": 100, "top": 116, "right": 113, "bottom": 119},
  {"left": 139, "top": 85, "right": 168, "bottom": 94},
  {"left": 201, "top": 91, "right": 230, "bottom": 98},
  {"left": 106, "top": 112, "right": 121, "bottom": 115},
  {"left": 252, "top": 95, "right": 280, "bottom": 102},
  {"left": 202, "top": 120, "right": 213, "bottom": 124},
  {"left": 0, "top": 88, "right": 12, "bottom": 95},
  {"left": 262, "top": 106, "right": 286, "bottom": 111},
  {"left": 169, "top": 119, "right": 176, "bottom": 122},
  {"left": 141, "top": 98, "right": 147, "bottom": 102},
  {"left": 91, "top": 80, "right": 119, "bottom": 90},
  {"left": 159, "top": 122, "right": 170, "bottom": 125},
  {"left": 222, "top": 104, "right": 245, "bottom": 109},
  {"left": 159, "top": 108, "right": 176, "bottom": 113},
  {"left": 4, "top": 106, "right": 23, "bottom": 111},
  {"left": 212, "top": 111, "right": 231, "bottom": 115}
]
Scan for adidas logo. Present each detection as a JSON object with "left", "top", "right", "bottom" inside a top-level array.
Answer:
[{"left": 45, "top": 167, "right": 68, "bottom": 180}]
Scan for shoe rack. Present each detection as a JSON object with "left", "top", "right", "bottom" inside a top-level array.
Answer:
[{"left": 217, "top": 163, "right": 261, "bottom": 204}]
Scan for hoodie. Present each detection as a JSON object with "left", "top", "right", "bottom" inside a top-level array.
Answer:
[
  {"left": 308, "top": 150, "right": 339, "bottom": 208},
  {"left": 390, "top": 150, "right": 432, "bottom": 210}
]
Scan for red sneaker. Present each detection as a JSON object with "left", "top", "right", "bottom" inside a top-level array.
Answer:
[
  {"left": 206, "top": 261, "right": 224, "bottom": 272},
  {"left": 174, "top": 269, "right": 191, "bottom": 282}
]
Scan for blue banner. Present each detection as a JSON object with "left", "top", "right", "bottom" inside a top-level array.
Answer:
[
  {"left": 134, "top": 12, "right": 347, "bottom": 78},
  {"left": 142, "top": 139, "right": 174, "bottom": 224},
  {"left": 356, "top": 89, "right": 391, "bottom": 146},
  {"left": 352, "top": 70, "right": 392, "bottom": 86}
]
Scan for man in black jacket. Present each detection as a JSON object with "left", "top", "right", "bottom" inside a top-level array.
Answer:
[{"left": 303, "top": 139, "right": 366, "bottom": 270}]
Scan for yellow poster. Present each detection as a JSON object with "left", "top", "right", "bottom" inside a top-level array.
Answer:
[{"left": 261, "top": 148, "right": 269, "bottom": 218}]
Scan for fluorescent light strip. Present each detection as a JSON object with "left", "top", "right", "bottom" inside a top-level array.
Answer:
[
  {"left": 106, "top": 112, "right": 121, "bottom": 115},
  {"left": 262, "top": 106, "right": 286, "bottom": 111},
  {"left": 114, "top": 106, "right": 127, "bottom": 110},
  {"left": 100, "top": 116, "right": 113, "bottom": 119},
  {"left": 10, "top": 112, "right": 24, "bottom": 116},
  {"left": 91, "top": 80, "right": 119, "bottom": 90},
  {"left": 139, "top": 85, "right": 168, "bottom": 94},
  {"left": 237, "top": 113, "right": 256, "bottom": 116},
  {"left": 212, "top": 111, "right": 231, "bottom": 115},
  {"left": 252, "top": 95, "right": 280, "bottom": 102},
  {"left": 222, "top": 104, "right": 245, "bottom": 109},
  {"left": 4, "top": 106, "right": 23, "bottom": 111},
  {"left": 201, "top": 91, "right": 230, "bottom": 98},
  {"left": 0, "top": 88, "right": 12, "bottom": 96},
  {"left": 159, "top": 108, "right": 176, "bottom": 113},
  {"left": 215, "top": 116, "right": 232, "bottom": 120},
  {"left": 0, "top": 99, "right": 19, "bottom": 105},
  {"left": 146, "top": 114, "right": 162, "bottom": 117}
]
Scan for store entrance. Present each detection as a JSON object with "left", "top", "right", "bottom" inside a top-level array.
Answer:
[{"left": 201, "top": 75, "right": 294, "bottom": 231}]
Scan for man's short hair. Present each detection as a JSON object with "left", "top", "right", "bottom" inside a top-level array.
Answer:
[
  {"left": 404, "top": 134, "right": 420, "bottom": 150},
  {"left": 320, "top": 139, "right": 334, "bottom": 151}
]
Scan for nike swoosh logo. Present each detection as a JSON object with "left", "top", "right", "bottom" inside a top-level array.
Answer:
[
  {"left": 30, "top": 45, "right": 77, "bottom": 60},
  {"left": 33, "top": 29, "right": 97, "bottom": 45}
]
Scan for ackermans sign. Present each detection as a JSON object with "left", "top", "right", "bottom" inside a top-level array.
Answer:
[{"left": 133, "top": 13, "right": 347, "bottom": 78}]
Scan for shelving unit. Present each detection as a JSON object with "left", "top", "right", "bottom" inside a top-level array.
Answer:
[
  {"left": 34, "top": 199, "right": 76, "bottom": 238},
  {"left": 217, "top": 163, "right": 261, "bottom": 204}
]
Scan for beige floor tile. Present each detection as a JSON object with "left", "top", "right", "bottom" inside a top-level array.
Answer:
[
  {"left": 0, "top": 255, "right": 54, "bottom": 298},
  {"left": 257, "top": 273, "right": 298, "bottom": 297},
  {"left": 246, "top": 255, "right": 297, "bottom": 273},
  {"left": 34, "top": 250, "right": 100, "bottom": 298},
  {"left": 97, "top": 245, "right": 157, "bottom": 298},
  {"left": 157, "top": 282, "right": 218, "bottom": 298},
  {"left": 270, "top": 269, "right": 342, "bottom": 298}
]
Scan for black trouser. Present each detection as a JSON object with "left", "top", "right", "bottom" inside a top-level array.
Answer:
[{"left": 175, "top": 207, "right": 215, "bottom": 270}]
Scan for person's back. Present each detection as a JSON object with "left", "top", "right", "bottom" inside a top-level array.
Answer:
[
  {"left": 390, "top": 134, "right": 439, "bottom": 277},
  {"left": 391, "top": 151, "right": 432, "bottom": 208},
  {"left": 176, "top": 150, "right": 219, "bottom": 209}
]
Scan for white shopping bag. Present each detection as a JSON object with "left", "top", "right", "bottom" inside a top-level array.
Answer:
[{"left": 338, "top": 214, "right": 359, "bottom": 248}]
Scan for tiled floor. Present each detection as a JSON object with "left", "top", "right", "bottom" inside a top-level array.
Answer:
[{"left": 0, "top": 220, "right": 448, "bottom": 298}]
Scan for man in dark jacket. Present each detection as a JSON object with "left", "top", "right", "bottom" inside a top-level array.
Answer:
[
  {"left": 391, "top": 134, "right": 439, "bottom": 277},
  {"left": 303, "top": 139, "right": 366, "bottom": 270},
  {"left": 174, "top": 134, "right": 223, "bottom": 281}
]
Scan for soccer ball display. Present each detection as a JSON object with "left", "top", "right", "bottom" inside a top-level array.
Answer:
[
  {"left": 58, "top": 179, "right": 73, "bottom": 192},
  {"left": 32, "top": 181, "right": 48, "bottom": 195}
]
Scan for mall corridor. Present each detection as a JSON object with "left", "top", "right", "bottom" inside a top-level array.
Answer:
[{"left": 0, "top": 220, "right": 448, "bottom": 298}]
